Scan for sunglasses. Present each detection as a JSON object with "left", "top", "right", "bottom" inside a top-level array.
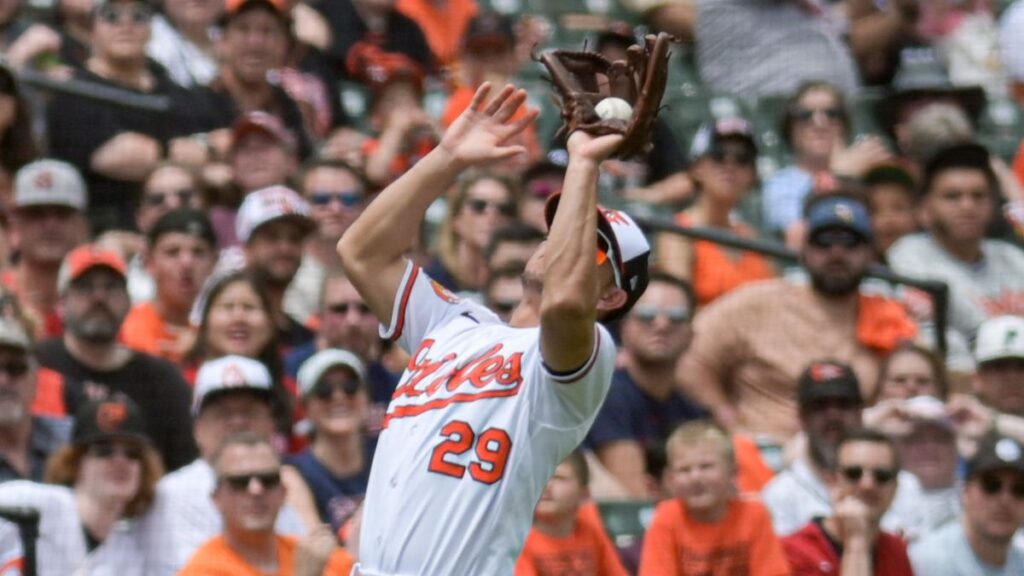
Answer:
[
  {"left": 88, "top": 440, "right": 143, "bottom": 461},
  {"left": 96, "top": 4, "right": 153, "bottom": 25},
  {"left": 977, "top": 474, "right": 1024, "bottom": 499},
  {"left": 808, "top": 229, "right": 866, "bottom": 250},
  {"left": 326, "top": 302, "right": 371, "bottom": 316},
  {"left": 630, "top": 305, "right": 690, "bottom": 325},
  {"left": 143, "top": 189, "right": 196, "bottom": 208},
  {"left": 466, "top": 198, "right": 515, "bottom": 218},
  {"left": 793, "top": 106, "right": 843, "bottom": 123},
  {"left": 312, "top": 378, "right": 362, "bottom": 400},
  {"left": 0, "top": 360, "right": 28, "bottom": 378},
  {"left": 219, "top": 471, "right": 282, "bottom": 492},
  {"left": 708, "top": 147, "right": 754, "bottom": 166},
  {"left": 490, "top": 300, "right": 519, "bottom": 314},
  {"left": 310, "top": 190, "right": 363, "bottom": 208},
  {"left": 839, "top": 465, "right": 897, "bottom": 485}
]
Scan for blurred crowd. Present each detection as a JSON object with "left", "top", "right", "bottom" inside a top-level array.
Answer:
[{"left": 0, "top": 0, "right": 1024, "bottom": 573}]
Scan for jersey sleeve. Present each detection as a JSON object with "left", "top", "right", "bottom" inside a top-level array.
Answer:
[
  {"left": 532, "top": 324, "right": 617, "bottom": 430},
  {"left": 379, "top": 261, "right": 481, "bottom": 353}
]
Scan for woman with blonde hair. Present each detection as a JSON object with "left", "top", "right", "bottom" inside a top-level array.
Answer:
[{"left": 0, "top": 395, "right": 164, "bottom": 575}]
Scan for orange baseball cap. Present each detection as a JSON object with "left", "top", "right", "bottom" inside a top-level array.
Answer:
[
  {"left": 57, "top": 245, "right": 128, "bottom": 293},
  {"left": 224, "top": 0, "right": 288, "bottom": 19}
]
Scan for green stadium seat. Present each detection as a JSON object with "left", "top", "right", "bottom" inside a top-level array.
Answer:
[
  {"left": 978, "top": 98, "right": 1024, "bottom": 162},
  {"left": 597, "top": 500, "right": 656, "bottom": 549}
]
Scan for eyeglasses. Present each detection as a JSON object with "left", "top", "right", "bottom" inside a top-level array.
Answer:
[
  {"left": 630, "top": 305, "right": 690, "bottom": 325},
  {"left": 326, "top": 302, "right": 371, "bottom": 316},
  {"left": 312, "top": 378, "right": 362, "bottom": 400},
  {"left": 219, "top": 471, "right": 282, "bottom": 492},
  {"left": 310, "top": 190, "right": 363, "bottom": 208},
  {"left": 466, "top": 198, "right": 515, "bottom": 218},
  {"left": 792, "top": 106, "right": 844, "bottom": 123},
  {"left": 96, "top": 3, "right": 153, "bottom": 25},
  {"left": 0, "top": 360, "right": 29, "bottom": 378},
  {"left": 143, "top": 189, "right": 196, "bottom": 208},
  {"left": 977, "top": 474, "right": 1024, "bottom": 499},
  {"left": 88, "top": 441, "right": 143, "bottom": 461},
  {"left": 839, "top": 465, "right": 897, "bottom": 485},
  {"left": 808, "top": 229, "right": 866, "bottom": 250},
  {"left": 709, "top": 147, "right": 754, "bottom": 166}
]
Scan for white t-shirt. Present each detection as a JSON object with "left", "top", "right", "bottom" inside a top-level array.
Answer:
[
  {"left": 0, "top": 482, "right": 145, "bottom": 576},
  {"left": 357, "top": 262, "right": 616, "bottom": 576},
  {"left": 911, "top": 520, "right": 1024, "bottom": 575}
]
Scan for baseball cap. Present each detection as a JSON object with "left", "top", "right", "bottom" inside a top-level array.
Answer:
[
  {"left": 147, "top": 208, "right": 217, "bottom": 249},
  {"left": 192, "top": 355, "right": 274, "bottom": 416},
  {"left": 975, "top": 315, "right": 1024, "bottom": 364},
  {"left": 797, "top": 360, "right": 863, "bottom": 405},
  {"left": 966, "top": 432, "right": 1024, "bottom": 477},
  {"left": 73, "top": 395, "right": 149, "bottom": 446},
  {"left": 464, "top": 12, "right": 515, "bottom": 51},
  {"left": 921, "top": 142, "right": 994, "bottom": 196},
  {"left": 805, "top": 195, "right": 873, "bottom": 241},
  {"left": 57, "top": 245, "right": 128, "bottom": 294},
  {"left": 231, "top": 111, "right": 297, "bottom": 154},
  {"left": 14, "top": 159, "right": 87, "bottom": 211},
  {"left": 688, "top": 117, "right": 757, "bottom": 161},
  {"left": 297, "top": 349, "right": 366, "bottom": 398},
  {"left": 235, "top": 185, "right": 315, "bottom": 244},
  {"left": 543, "top": 197, "right": 650, "bottom": 322},
  {"left": 347, "top": 44, "right": 425, "bottom": 97},
  {"left": 222, "top": 0, "right": 288, "bottom": 25},
  {"left": 0, "top": 318, "right": 30, "bottom": 351}
]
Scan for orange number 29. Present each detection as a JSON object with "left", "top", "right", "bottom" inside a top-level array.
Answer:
[{"left": 428, "top": 420, "right": 512, "bottom": 484}]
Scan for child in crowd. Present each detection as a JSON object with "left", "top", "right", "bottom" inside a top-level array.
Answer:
[
  {"left": 640, "top": 421, "right": 790, "bottom": 576},
  {"left": 516, "top": 451, "right": 627, "bottom": 576}
]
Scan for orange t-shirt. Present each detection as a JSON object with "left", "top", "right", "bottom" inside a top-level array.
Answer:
[
  {"left": 516, "top": 505, "right": 628, "bottom": 576},
  {"left": 734, "top": 434, "right": 775, "bottom": 494},
  {"left": 675, "top": 213, "right": 775, "bottom": 306},
  {"left": 177, "top": 534, "right": 354, "bottom": 576},
  {"left": 639, "top": 497, "right": 790, "bottom": 576},
  {"left": 396, "top": 0, "right": 478, "bottom": 66},
  {"left": 120, "top": 301, "right": 194, "bottom": 365}
]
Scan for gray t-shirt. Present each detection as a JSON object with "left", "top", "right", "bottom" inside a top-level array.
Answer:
[{"left": 910, "top": 521, "right": 1024, "bottom": 575}]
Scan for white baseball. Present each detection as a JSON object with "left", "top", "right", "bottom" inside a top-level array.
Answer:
[{"left": 595, "top": 97, "right": 633, "bottom": 121}]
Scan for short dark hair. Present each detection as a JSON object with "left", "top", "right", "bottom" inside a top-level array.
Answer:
[
  {"left": 838, "top": 428, "right": 901, "bottom": 470},
  {"left": 299, "top": 158, "right": 370, "bottom": 194},
  {"left": 920, "top": 142, "right": 996, "bottom": 199},
  {"left": 876, "top": 343, "right": 949, "bottom": 400},
  {"left": 644, "top": 270, "right": 696, "bottom": 313},
  {"left": 484, "top": 222, "right": 545, "bottom": 264},
  {"left": 211, "top": 431, "right": 279, "bottom": 475}
]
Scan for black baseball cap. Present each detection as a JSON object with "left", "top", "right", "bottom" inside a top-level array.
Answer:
[
  {"left": 464, "top": 12, "right": 515, "bottom": 51},
  {"left": 967, "top": 432, "right": 1024, "bottom": 477},
  {"left": 147, "top": 208, "right": 217, "bottom": 249},
  {"left": 797, "top": 360, "right": 863, "bottom": 406},
  {"left": 73, "top": 396, "right": 150, "bottom": 446}
]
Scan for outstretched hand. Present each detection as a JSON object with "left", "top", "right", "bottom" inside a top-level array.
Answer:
[
  {"left": 567, "top": 129, "right": 625, "bottom": 164},
  {"left": 439, "top": 83, "right": 538, "bottom": 169}
]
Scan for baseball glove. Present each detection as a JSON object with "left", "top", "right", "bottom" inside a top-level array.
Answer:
[{"left": 536, "top": 32, "right": 675, "bottom": 159}]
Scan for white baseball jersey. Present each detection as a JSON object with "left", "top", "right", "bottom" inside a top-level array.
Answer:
[{"left": 357, "top": 262, "right": 617, "bottom": 576}]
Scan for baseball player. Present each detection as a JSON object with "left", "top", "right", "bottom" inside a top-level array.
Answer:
[{"left": 337, "top": 84, "right": 651, "bottom": 575}]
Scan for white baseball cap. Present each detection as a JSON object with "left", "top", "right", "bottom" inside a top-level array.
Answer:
[
  {"left": 0, "top": 318, "right": 30, "bottom": 351},
  {"left": 192, "top": 355, "right": 273, "bottom": 415},
  {"left": 297, "top": 349, "right": 366, "bottom": 398},
  {"left": 235, "top": 185, "right": 315, "bottom": 244},
  {"left": 975, "top": 315, "right": 1024, "bottom": 364},
  {"left": 14, "top": 159, "right": 87, "bottom": 211}
]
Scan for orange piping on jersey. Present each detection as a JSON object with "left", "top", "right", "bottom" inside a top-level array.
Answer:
[
  {"left": 383, "top": 384, "right": 524, "bottom": 426},
  {"left": 390, "top": 266, "right": 420, "bottom": 342},
  {"left": 549, "top": 327, "right": 601, "bottom": 385}
]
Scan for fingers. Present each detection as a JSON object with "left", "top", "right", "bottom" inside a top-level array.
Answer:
[
  {"left": 503, "top": 106, "right": 539, "bottom": 137},
  {"left": 492, "top": 87, "right": 528, "bottom": 123},
  {"left": 467, "top": 82, "right": 494, "bottom": 112},
  {"left": 483, "top": 84, "right": 519, "bottom": 117}
]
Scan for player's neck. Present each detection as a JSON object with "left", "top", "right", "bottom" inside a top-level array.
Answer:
[
  {"left": 533, "top": 513, "right": 577, "bottom": 538},
  {"left": 312, "top": 432, "right": 364, "bottom": 477}
]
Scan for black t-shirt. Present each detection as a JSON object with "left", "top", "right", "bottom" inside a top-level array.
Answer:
[
  {"left": 46, "top": 63, "right": 201, "bottom": 233},
  {"left": 34, "top": 339, "right": 198, "bottom": 471},
  {"left": 313, "top": 0, "right": 433, "bottom": 78}
]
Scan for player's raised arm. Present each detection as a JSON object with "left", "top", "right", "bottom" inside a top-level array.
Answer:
[
  {"left": 337, "top": 84, "right": 537, "bottom": 322},
  {"left": 540, "top": 131, "right": 626, "bottom": 374}
]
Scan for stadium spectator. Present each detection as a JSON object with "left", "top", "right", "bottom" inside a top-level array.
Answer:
[
  {"left": 428, "top": 172, "right": 519, "bottom": 294},
  {"left": 284, "top": 269, "right": 397, "bottom": 436},
  {"left": 763, "top": 361, "right": 924, "bottom": 536},
  {"left": 120, "top": 209, "right": 218, "bottom": 364},
  {"left": 50, "top": 0, "right": 92, "bottom": 68},
  {"left": 639, "top": 421, "right": 789, "bottom": 576},
  {"left": 46, "top": 0, "right": 200, "bottom": 233},
  {"left": 484, "top": 264, "right": 523, "bottom": 323},
  {"left": 887, "top": 143, "right": 1024, "bottom": 363},
  {"left": 34, "top": 245, "right": 196, "bottom": 470},
  {"left": 179, "top": 432, "right": 355, "bottom": 576},
  {"left": 146, "top": 0, "right": 221, "bottom": 87},
  {"left": 285, "top": 350, "right": 373, "bottom": 534},
  {"left": 899, "top": 102, "right": 974, "bottom": 167},
  {"left": 972, "top": 315, "right": 1024, "bottom": 418},
  {"left": 284, "top": 159, "right": 368, "bottom": 324},
  {"left": 7, "top": 159, "right": 89, "bottom": 339},
  {"left": 314, "top": 0, "right": 432, "bottom": 80},
  {"left": 782, "top": 429, "right": 915, "bottom": 575},
  {"left": 874, "top": 342, "right": 948, "bottom": 402},
  {"left": 396, "top": 0, "right": 477, "bottom": 67},
  {"left": 1003, "top": 0, "right": 1024, "bottom": 106},
  {"left": 518, "top": 161, "right": 564, "bottom": 233},
  {"left": 0, "top": 317, "right": 70, "bottom": 482},
  {"left": 516, "top": 451, "right": 627, "bottom": 576},
  {"left": 191, "top": 0, "right": 313, "bottom": 159},
  {"left": 677, "top": 195, "right": 917, "bottom": 441},
  {"left": 142, "top": 356, "right": 306, "bottom": 576},
  {"left": 587, "top": 272, "right": 704, "bottom": 497},
  {"left": 231, "top": 111, "right": 301, "bottom": 196},
  {"left": 657, "top": 119, "right": 774, "bottom": 305},
  {"left": 762, "top": 82, "right": 890, "bottom": 243},
  {"left": 0, "top": 396, "right": 163, "bottom": 576},
  {"left": 484, "top": 223, "right": 545, "bottom": 275},
  {"left": 237, "top": 185, "right": 317, "bottom": 351},
  {"left": 862, "top": 163, "right": 919, "bottom": 258},
  {"left": 0, "top": 60, "right": 37, "bottom": 202},
  {"left": 910, "top": 432, "right": 1024, "bottom": 574}
]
